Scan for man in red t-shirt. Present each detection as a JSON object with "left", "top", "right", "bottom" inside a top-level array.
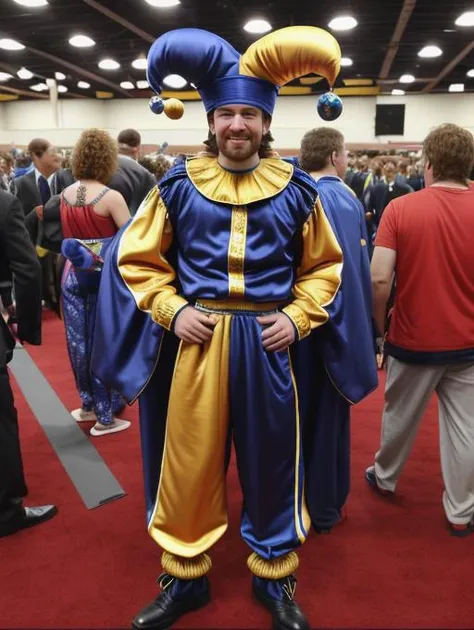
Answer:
[{"left": 366, "top": 123, "right": 474, "bottom": 537}]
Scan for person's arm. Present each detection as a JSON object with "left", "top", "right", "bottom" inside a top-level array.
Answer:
[
  {"left": 371, "top": 247, "right": 396, "bottom": 336},
  {"left": 107, "top": 190, "right": 131, "bottom": 229},
  {"left": 370, "top": 200, "right": 398, "bottom": 337},
  {"left": 117, "top": 187, "right": 215, "bottom": 343},
  {"left": 2, "top": 195, "right": 42, "bottom": 344},
  {"left": 117, "top": 188, "right": 182, "bottom": 329},
  {"left": 281, "top": 198, "right": 343, "bottom": 340}
]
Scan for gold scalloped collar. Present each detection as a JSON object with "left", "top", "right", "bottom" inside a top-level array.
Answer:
[{"left": 186, "top": 157, "right": 293, "bottom": 205}]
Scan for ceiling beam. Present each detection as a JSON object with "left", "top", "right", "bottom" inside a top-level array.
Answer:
[
  {"left": 0, "top": 84, "right": 49, "bottom": 99},
  {"left": 25, "top": 45, "right": 132, "bottom": 97},
  {"left": 0, "top": 61, "right": 19, "bottom": 76},
  {"left": 422, "top": 41, "right": 474, "bottom": 93},
  {"left": 378, "top": 0, "right": 417, "bottom": 80},
  {"left": 81, "top": 0, "right": 155, "bottom": 43}
]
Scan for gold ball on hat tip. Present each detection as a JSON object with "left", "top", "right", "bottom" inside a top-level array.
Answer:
[{"left": 164, "top": 98, "right": 184, "bottom": 120}]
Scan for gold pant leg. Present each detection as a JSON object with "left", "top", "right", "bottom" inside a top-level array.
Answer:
[{"left": 149, "top": 316, "right": 231, "bottom": 557}]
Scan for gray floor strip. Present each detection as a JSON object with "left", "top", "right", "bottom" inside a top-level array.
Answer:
[{"left": 9, "top": 344, "right": 126, "bottom": 509}]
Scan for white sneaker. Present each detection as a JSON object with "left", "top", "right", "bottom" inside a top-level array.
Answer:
[
  {"left": 90, "top": 419, "right": 131, "bottom": 437},
  {"left": 71, "top": 408, "right": 97, "bottom": 423}
]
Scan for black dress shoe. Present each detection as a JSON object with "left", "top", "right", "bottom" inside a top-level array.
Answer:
[
  {"left": 0, "top": 505, "right": 58, "bottom": 538},
  {"left": 253, "top": 575, "right": 310, "bottom": 630},
  {"left": 132, "top": 574, "right": 211, "bottom": 630}
]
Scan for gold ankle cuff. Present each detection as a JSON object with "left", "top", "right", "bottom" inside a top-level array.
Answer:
[
  {"left": 161, "top": 551, "right": 212, "bottom": 579},
  {"left": 247, "top": 551, "right": 299, "bottom": 579}
]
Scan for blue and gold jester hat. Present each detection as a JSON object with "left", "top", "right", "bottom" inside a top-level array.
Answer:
[{"left": 147, "top": 26, "right": 342, "bottom": 120}]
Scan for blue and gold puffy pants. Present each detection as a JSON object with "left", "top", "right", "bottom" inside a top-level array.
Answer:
[{"left": 145, "top": 300, "right": 310, "bottom": 580}]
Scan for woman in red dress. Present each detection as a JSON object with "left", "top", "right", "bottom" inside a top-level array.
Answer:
[{"left": 61, "top": 129, "right": 131, "bottom": 436}]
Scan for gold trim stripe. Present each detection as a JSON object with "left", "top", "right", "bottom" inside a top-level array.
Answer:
[
  {"left": 228, "top": 206, "right": 248, "bottom": 298},
  {"left": 288, "top": 353, "right": 311, "bottom": 542}
]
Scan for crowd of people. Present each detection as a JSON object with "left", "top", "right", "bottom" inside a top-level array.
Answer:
[{"left": 1, "top": 23, "right": 474, "bottom": 630}]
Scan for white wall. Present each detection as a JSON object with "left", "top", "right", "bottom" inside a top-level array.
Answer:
[
  {"left": 376, "top": 93, "right": 474, "bottom": 143},
  {"left": 1, "top": 92, "right": 473, "bottom": 148}
]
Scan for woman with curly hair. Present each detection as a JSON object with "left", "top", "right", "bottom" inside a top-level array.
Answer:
[{"left": 60, "top": 128, "right": 131, "bottom": 436}]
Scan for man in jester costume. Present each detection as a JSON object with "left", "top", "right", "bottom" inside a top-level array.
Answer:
[{"left": 92, "top": 26, "right": 343, "bottom": 630}]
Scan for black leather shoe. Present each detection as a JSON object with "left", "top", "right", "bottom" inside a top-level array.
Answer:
[
  {"left": 253, "top": 575, "right": 310, "bottom": 630},
  {"left": 132, "top": 575, "right": 211, "bottom": 630},
  {"left": 0, "top": 505, "right": 58, "bottom": 538}
]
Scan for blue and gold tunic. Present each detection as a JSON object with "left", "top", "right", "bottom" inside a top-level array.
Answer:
[
  {"left": 117, "top": 157, "right": 342, "bottom": 339},
  {"left": 93, "top": 156, "right": 342, "bottom": 573}
]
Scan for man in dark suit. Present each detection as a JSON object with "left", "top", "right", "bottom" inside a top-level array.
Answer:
[
  {"left": 369, "top": 161, "right": 413, "bottom": 227},
  {"left": 0, "top": 190, "right": 57, "bottom": 538},
  {"left": 10, "top": 139, "right": 74, "bottom": 217},
  {"left": 110, "top": 129, "right": 157, "bottom": 215},
  {"left": 10, "top": 139, "right": 74, "bottom": 315},
  {"left": 349, "top": 154, "right": 372, "bottom": 202}
]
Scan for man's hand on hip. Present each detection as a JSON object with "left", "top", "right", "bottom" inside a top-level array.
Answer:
[
  {"left": 174, "top": 307, "right": 220, "bottom": 344},
  {"left": 257, "top": 313, "right": 296, "bottom": 352}
]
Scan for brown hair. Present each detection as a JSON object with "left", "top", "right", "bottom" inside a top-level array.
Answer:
[
  {"left": 71, "top": 128, "right": 118, "bottom": 184},
  {"left": 423, "top": 123, "right": 474, "bottom": 184},
  {"left": 117, "top": 128, "right": 141, "bottom": 148},
  {"left": 0, "top": 152, "right": 14, "bottom": 167},
  {"left": 28, "top": 138, "right": 50, "bottom": 158},
  {"left": 203, "top": 111, "right": 276, "bottom": 158},
  {"left": 155, "top": 155, "right": 172, "bottom": 180},
  {"left": 299, "top": 127, "right": 344, "bottom": 172}
]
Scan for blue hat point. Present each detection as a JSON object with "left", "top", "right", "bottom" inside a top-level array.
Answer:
[{"left": 317, "top": 91, "right": 343, "bottom": 121}]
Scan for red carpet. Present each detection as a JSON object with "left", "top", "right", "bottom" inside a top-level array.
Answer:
[{"left": 1, "top": 310, "right": 473, "bottom": 628}]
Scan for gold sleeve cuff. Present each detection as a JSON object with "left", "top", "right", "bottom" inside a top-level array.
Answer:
[
  {"left": 153, "top": 294, "right": 189, "bottom": 331},
  {"left": 282, "top": 303, "right": 312, "bottom": 340}
]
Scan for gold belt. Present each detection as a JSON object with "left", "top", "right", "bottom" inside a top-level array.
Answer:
[{"left": 195, "top": 299, "right": 282, "bottom": 314}]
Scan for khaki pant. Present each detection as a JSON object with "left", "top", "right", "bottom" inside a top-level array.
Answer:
[{"left": 374, "top": 356, "right": 474, "bottom": 524}]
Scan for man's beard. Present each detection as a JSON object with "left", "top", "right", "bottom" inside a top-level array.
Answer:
[{"left": 216, "top": 132, "right": 261, "bottom": 162}]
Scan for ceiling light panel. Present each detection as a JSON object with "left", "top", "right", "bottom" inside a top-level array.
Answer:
[
  {"left": 144, "top": 0, "right": 181, "bottom": 6},
  {"left": 455, "top": 12, "right": 474, "bottom": 27},
  {"left": 418, "top": 45, "right": 442, "bottom": 58},
  {"left": 98, "top": 59, "right": 120, "bottom": 70},
  {"left": 30, "top": 82, "right": 48, "bottom": 91},
  {"left": 0, "top": 39, "right": 25, "bottom": 51},
  {"left": 328, "top": 16, "right": 357, "bottom": 31},
  {"left": 132, "top": 58, "right": 148, "bottom": 70},
  {"left": 17, "top": 67, "right": 33, "bottom": 79},
  {"left": 69, "top": 35, "right": 96, "bottom": 48},
  {"left": 13, "top": 0, "right": 48, "bottom": 6},
  {"left": 243, "top": 19, "right": 272, "bottom": 34}
]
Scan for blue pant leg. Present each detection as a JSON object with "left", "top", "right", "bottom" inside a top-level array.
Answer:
[
  {"left": 138, "top": 332, "right": 180, "bottom": 524},
  {"left": 85, "top": 291, "right": 114, "bottom": 425},
  {"left": 230, "top": 315, "right": 308, "bottom": 560},
  {"left": 304, "top": 362, "right": 350, "bottom": 530},
  {"left": 61, "top": 266, "right": 94, "bottom": 412}
]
